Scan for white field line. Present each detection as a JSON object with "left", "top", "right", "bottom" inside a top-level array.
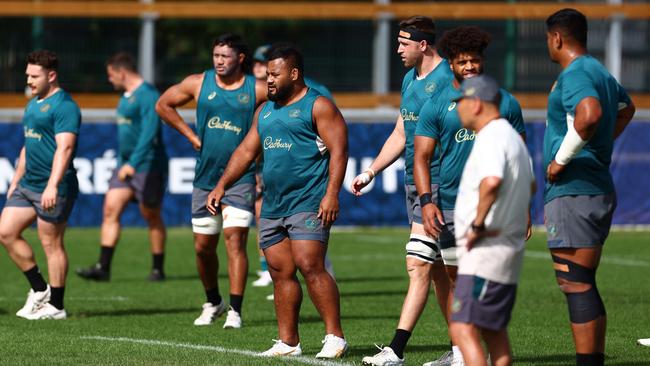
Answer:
[
  {"left": 80, "top": 336, "right": 353, "bottom": 366},
  {"left": 331, "top": 250, "right": 650, "bottom": 267}
]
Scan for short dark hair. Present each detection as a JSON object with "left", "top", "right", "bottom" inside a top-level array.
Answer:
[
  {"left": 26, "top": 50, "right": 58, "bottom": 71},
  {"left": 212, "top": 33, "right": 252, "bottom": 73},
  {"left": 106, "top": 52, "right": 137, "bottom": 72},
  {"left": 399, "top": 15, "right": 436, "bottom": 42},
  {"left": 266, "top": 43, "right": 304, "bottom": 76},
  {"left": 437, "top": 26, "right": 491, "bottom": 60},
  {"left": 546, "top": 8, "right": 588, "bottom": 47}
]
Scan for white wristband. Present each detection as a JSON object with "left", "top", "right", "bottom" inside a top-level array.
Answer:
[
  {"left": 357, "top": 172, "right": 372, "bottom": 185},
  {"left": 554, "top": 117, "right": 587, "bottom": 166}
]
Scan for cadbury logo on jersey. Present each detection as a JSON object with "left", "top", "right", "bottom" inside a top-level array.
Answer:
[
  {"left": 263, "top": 136, "right": 292, "bottom": 151},
  {"left": 401, "top": 109, "right": 419, "bottom": 122},
  {"left": 24, "top": 127, "right": 43, "bottom": 141},
  {"left": 207, "top": 116, "right": 242, "bottom": 135},
  {"left": 454, "top": 128, "right": 475, "bottom": 143}
]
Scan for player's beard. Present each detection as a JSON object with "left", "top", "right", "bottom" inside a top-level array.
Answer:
[{"left": 268, "top": 83, "right": 292, "bottom": 103}]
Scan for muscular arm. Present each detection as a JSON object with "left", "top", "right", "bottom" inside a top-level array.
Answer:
[
  {"left": 41, "top": 132, "right": 77, "bottom": 209},
  {"left": 254, "top": 79, "right": 268, "bottom": 107},
  {"left": 573, "top": 97, "right": 603, "bottom": 140},
  {"left": 614, "top": 101, "right": 636, "bottom": 139},
  {"left": 8, "top": 147, "right": 26, "bottom": 197},
  {"left": 207, "top": 107, "right": 263, "bottom": 214},
  {"left": 155, "top": 73, "right": 203, "bottom": 150},
  {"left": 314, "top": 96, "right": 349, "bottom": 226}
]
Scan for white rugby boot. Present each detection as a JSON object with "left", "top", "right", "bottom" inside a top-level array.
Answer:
[
  {"left": 423, "top": 350, "right": 453, "bottom": 366},
  {"left": 222, "top": 307, "right": 242, "bottom": 329},
  {"left": 315, "top": 334, "right": 348, "bottom": 359},
  {"left": 193, "top": 300, "right": 226, "bottom": 325},
  {"left": 362, "top": 345, "right": 404, "bottom": 366},
  {"left": 16, "top": 285, "right": 51, "bottom": 319},
  {"left": 259, "top": 339, "right": 302, "bottom": 357},
  {"left": 24, "top": 303, "right": 67, "bottom": 320},
  {"left": 252, "top": 270, "right": 273, "bottom": 287}
]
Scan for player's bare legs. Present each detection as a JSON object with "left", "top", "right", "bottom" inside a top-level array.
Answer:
[
  {"left": 0, "top": 206, "right": 38, "bottom": 271},
  {"left": 450, "top": 322, "right": 487, "bottom": 366},
  {"left": 100, "top": 187, "right": 133, "bottom": 248},
  {"left": 223, "top": 226, "right": 249, "bottom": 296},
  {"left": 432, "top": 260, "right": 451, "bottom": 321},
  {"left": 195, "top": 233, "right": 220, "bottom": 290},
  {"left": 482, "top": 329, "right": 512, "bottom": 366},
  {"left": 139, "top": 203, "right": 166, "bottom": 256},
  {"left": 36, "top": 218, "right": 68, "bottom": 287},
  {"left": 265, "top": 238, "right": 302, "bottom": 345},
  {"left": 293, "top": 239, "right": 343, "bottom": 338}
]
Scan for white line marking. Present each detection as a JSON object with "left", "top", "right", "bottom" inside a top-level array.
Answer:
[{"left": 81, "top": 336, "right": 352, "bottom": 366}]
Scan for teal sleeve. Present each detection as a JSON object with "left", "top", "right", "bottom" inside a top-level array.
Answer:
[
  {"left": 617, "top": 82, "right": 632, "bottom": 108},
  {"left": 562, "top": 70, "right": 599, "bottom": 114},
  {"left": 53, "top": 101, "right": 81, "bottom": 135},
  {"left": 415, "top": 100, "right": 441, "bottom": 140},
  {"left": 128, "top": 94, "right": 161, "bottom": 169},
  {"left": 505, "top": 94, "right": 526, "bottom": 134}
]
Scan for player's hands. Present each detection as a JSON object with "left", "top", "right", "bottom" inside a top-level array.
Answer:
[
  {"left": 465, "top": 226, "right": 500, "bottom": 251},
  {"left": 421, "top": 203, "right": 444, "bottom": 238},
  {"left": 546, "top": 160, "right": 566, "bottom": 183},
  {"left": 318, "top": 193, "right": 339, "bottom": 227},
  {"left": 206, "top": 186, "right": 224, "bottom": 215},
  {"left": 351, "top": 170, "right": 375, "bottom": 196},
  {"left": 41, "top": 184, "right": 58, "bottom": 211},
  {"left": 525, "top": 212, "right": 533, "bottom": 241},
  {"left": 7, "top": 183, "right": 17, "bottom": 199},
  {"left": 190, "top": 135, "right": 202, "bottom": 151},
  {"left": 118, "top": 164, "right": 135, "bottom": 182}
]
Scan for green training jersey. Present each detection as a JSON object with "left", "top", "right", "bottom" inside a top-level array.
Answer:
[
  {"left": 195, "top": 70, "right": 257, "bottom": 190},
  {"left": 544, "top": 55, "right": 631, "bottom": 203},
  {"left": 257, "top": 88, "right": 330, "bottom": 218},
  {"left": 401, "top": 60, "right": 453, "bottom": 185},
  {"left": 416, "top": 82, "right": 525, "bottom": 210},
  {"left": 116, "top": 82, "right": 168, "bottom": 173},
  {"left": 20, "top": 89, "right": 80, "bottom": 194}
]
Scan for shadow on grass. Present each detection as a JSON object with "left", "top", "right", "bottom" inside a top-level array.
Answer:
[
  {"left": 335, "top": 275, "right": 405, "bottom": 284},
  {"left": 347, "top": 344, "right": 450, "bottom": 358},
  {"left": 74, "top": 307, "right": 197, "bottom": 318},
  {"left": 340, "top": 290, "right": 407, "bottom": 298},
  {"left": 0, "top": 309, "right": 7, "bottom": 315}
]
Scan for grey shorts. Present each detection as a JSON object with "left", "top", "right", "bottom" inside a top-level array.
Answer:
[
  {"left": 405, "top": 184, "right": 439, "bottom": 225},
  {"left": 545, "top": 194, "right": 617, "bottom": 249},
  {"left": 5, "top": 185, "right": 76, "bottom": 223},
  {"left": 258, "top": 212, "right": 330, "bottom": 250},
  {"left": 191, "top": 184, "right": 255, "bottom": 219},
  {"left": 109, "top": 170, "right": 166, "bottom": 208},
  {"left": 438, "top": 209, "right": 456, "bottom": 250},
  {"left": 451, "top": 274, "right": 517, "bottom": 331}
]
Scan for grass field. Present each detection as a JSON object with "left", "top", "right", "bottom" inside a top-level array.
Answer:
[{"left": 0, "top": 227, "right": 648, "bottom": 365}]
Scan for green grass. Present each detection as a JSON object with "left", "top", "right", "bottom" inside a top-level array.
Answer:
[{"left": 0, "top": 227, "right": 649, "bottom": 365}]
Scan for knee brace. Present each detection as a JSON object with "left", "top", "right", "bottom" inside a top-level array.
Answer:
[
  {"left": 406, "top": 234, "right": 440, "bottom": 263},
  {"left": 552, "top": 255, "right": 606, "bottom": 323}
]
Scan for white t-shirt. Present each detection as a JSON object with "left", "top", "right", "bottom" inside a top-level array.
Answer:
[{"left": 454, "top": 118, "right": 534, "bottom": 284}]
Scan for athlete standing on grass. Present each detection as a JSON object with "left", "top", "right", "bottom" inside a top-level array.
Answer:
[
  {"left": 355, "top": 16, "right": 455, "bottom": 366},
  {"left": 207, "top": 43, "right": 348, "bottom": 359},
  {"left": 543, "top": 9, "right": 635, "bottom": 366},
  {"left": 0, "top": 50, "right": 80, "bottom": 320},
  {"left": 156, "top": 33, "right": 267, "bottom": 329},
  {"left": 414, "top": 26, "right": 527, "bottom": 366},
  {"left": 76, "top": 52, "right": 168, "bottom": 282}
]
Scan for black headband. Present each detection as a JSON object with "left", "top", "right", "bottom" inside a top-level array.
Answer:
[{"left": 398, "top": 28, "right": 436, "bottom": 45}]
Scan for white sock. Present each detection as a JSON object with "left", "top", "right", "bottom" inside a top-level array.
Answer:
[{"left": 452, "top": 345, "right": 464, "bottom": 360}]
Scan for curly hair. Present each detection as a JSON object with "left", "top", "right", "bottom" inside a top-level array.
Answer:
[{"left": 437, "top": 26, "right": 491, "bottom": 61}]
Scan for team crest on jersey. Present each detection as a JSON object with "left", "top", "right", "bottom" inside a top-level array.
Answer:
[
  {"left": 207, "top": 91, "right": 217, "bottom": 100},
  {"left": 39, "top": 104, "right": 50, "bottom": 113},
  {"left": 448, "top": 102, "right": 456, "bottom": 111},
  {"left": 238, "top": 93, "right": 250, "bottom": 104},
  {"left": 289, "top": 109, "right": 301, "bottom": 118},
  {"left": 424, "top": 81, "right": 437, "bottom": 94}
]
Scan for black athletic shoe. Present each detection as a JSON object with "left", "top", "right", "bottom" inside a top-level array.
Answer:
[
  {"left": 75, "top": 263, "right": 110, "bottom": 281},
  {"left": 148, "top": 269, "right": 165, "bottom": 282}
]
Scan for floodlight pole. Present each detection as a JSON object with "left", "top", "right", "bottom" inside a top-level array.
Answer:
[
  {"left": 373, "top": 0, "right": 392, "bottom": 105},
  {"left": 606, "top": 0, "right": 623, "bottom": 82},
  {"left": 139, "top": 0, "right": 157, "bottom": 83}
]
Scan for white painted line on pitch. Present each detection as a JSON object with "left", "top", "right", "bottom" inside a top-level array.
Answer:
[{"left": 81, "top": 336, "right": 353, "bottom": 366}]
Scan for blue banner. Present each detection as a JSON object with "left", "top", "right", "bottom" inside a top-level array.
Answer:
[{"left": 1, "top": 120, "right": 649, "bottom": 226}]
